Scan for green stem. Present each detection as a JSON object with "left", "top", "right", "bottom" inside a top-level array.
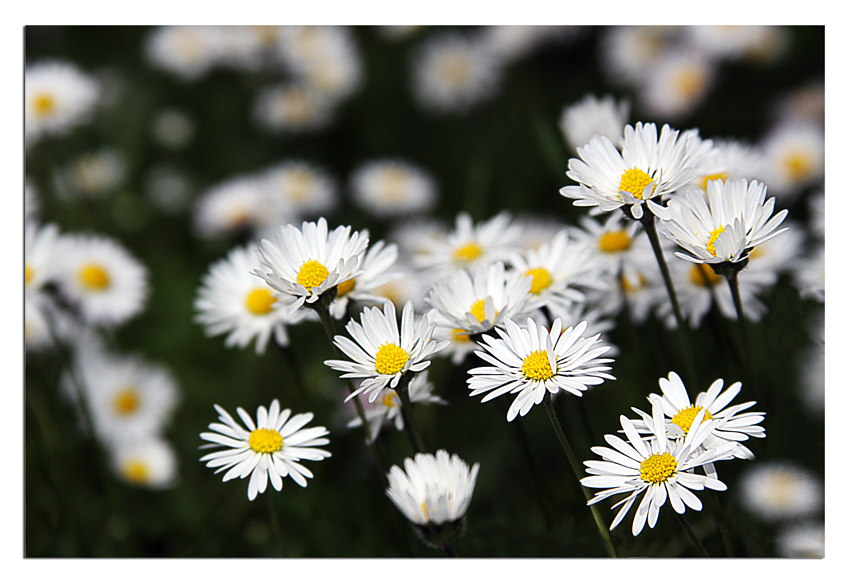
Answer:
[
  {"left": 709, "top": 490, "right": 736, "bottom": 557},
  {"left": 395, "top": 375, "right": 428, "bottom": 454},
  {"left": 511, "top": 415, "right": 556, "bottom": 530},
  {"left": 676, "top": 513, "right": 710, "bottom": 557},
  {"left": 725, "top": 271, "right": 761, "bottom": 403},
  {"left": 266, "top": 492, "right": 288, "bottom": 557},
  {"left": 640, "top": 213, "right": 697, "bottom": 387},
  {"left": 542, "top": 393, "right": 617, "bottom": 558}
]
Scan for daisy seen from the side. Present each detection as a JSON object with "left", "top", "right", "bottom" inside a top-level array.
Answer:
[
  {"left": 324, "top": 300, "right": 449, "bottom": 403},
  {"left": 199, "top": 399, "right": 331, "bottom": 500},
  {"left": 468, "top": 317, "right": 614, "bottom": 421}
]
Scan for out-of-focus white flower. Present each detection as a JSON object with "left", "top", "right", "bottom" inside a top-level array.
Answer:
[
  {"left": 260, "top": 161, "right": 338, "bottom": 220},
  {"left": 151, "top": 108, "right": 194, "bottom": 150},
  {"left": 684, "top": 26, "right": 785, "bottom": 62},
  {"left": 25, "top": 61, "right": 100, "bottom": 146},
  {"left": 559, "top": 94, "right": 631, "bottom": 152},
  {"left": 738, "top": 461, "right": 823, "bottom": 521},
  {"left": 479, "top": 25, "right": 568, "bottom": 63},
  {"left": 689, "top": 139, "right": 769, "bottom": 191},
  {"left": 350, "top": 159, "right": 438, "bottom": 218},
  {"left": 329, "top": 240, "right": 401, "bottom": 319},
  {"left": 193, "top": 176, "right": 273, "bottom": 239},
  {"left": 277, "top": 26, "right": 363, "bottom": 102},
  {"left": 145, "top": 164, "right": 193, "bottom": 215},
  {"left": 57, "top": 149, "right": 126, "bottom": 198},
  {"left": 25, "top": 221, "right": 60, "bottom": 295},
  {"left": 599, "top": 26, "right": 678, "bottom": 87},
  {"left": 776, "top": 522, "right": 824, "bottom": 558},
  {"left": 637, "top": 49, "right": 716, "bottom": 121},
  {"left": 253, "top": 82, "right": 335, "bottom": 133},
  {"left": 144, "top": 26, "right": 220, "bottom": 81},
  {"left": 760, "top": 121, "right": 824, "bottom": 202},
  {"left": 110, "top": 437, "right": 178, "bottom": 489}
]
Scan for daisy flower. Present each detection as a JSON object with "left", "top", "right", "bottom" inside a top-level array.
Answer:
[
  {"left": 194, "top": 244, "right": 309, "bottom": 355},
  {"left": 55, "top": 234, "right": 149, "bottom": 328},
  {"left": 254, "top": 217, "right": 369, "bottom": 315},
  {"left": 413, "top": 212, "right": 522, "bottom": 277},
  {"left": 328, "top": 239, "right": 401, "bottom": 319},
  {"left": 350, "top": 159, "right": 438, "bottom": 218},
  {"left": 25, "top": 221, "right": 60, "bottom": 295},
  {"left": 25, "top": 60, "right": 100, "bottom": 146},
  {"left": 25, "top": 295, "right": 55, "bottom": 352},
  {"left": 599, "top": 26, "right": 678, "bottom": 87},
  {"left": 777, "top": 522, "right": 824, "bottom": 558},
  {"left": 277, "top": 26, "right": 363, "bottom": 102},
  {"left": 685, "top": 25, "right": 788, "bottom": 63},
  {"left": 570, "top": 213, "right": 656, "bottom": 288},
  {"left": 324, "top": 300, "right": 449, "bottom": 403},
  {"left": 386, "top": 449, "right": 480, "bottom": 526},
  {"left": 637, "top": 49, "right": 716, "bottom": 121},
  {"left": 63, "top": 345, "right": 179, "bottom": 446},
  {"left": 561, "top": 122, "right": 708, "bottom": 220},
  {"left": 738, "top": 461, "right": 823, "bottom": 521},
  {"left": 193, "top": 175, "right": 274, "bottom": 239},
  {"left": 260, "top": 161, "right": 338, "bottom": 220},
  {"left": 411, "top": 33, "right": 504, "bottom": 114},
  {"left": 144, "top": 26, "right": 221, "bottom": 81},
  {"left": 468, "top": 317, "right": 614, "bottom": 421},
  {"left": 559, "top": 93, "right": 631, "bottom": 152},
  {"left": 57, "top": 149, "right": 126, "bottom": 199},
  {"left": 581, "top": 399, "right": 737, "bottom": 536},
  {"left": 253, "top": 82, "right": 334, "bottom": 134},
  {"left": 199, "top": 400, "right": 331, "bottom": 500},
  {"left": 347, "top": 371, "right": 446, "bottom": 442},
  {"left": 110, "top": 436, "right": 178, "bottom": 489},
  {"left": 759, "top": 120, "right": 824, "bottom": 202},
  {"left": 631, "top": 371, "right": 765, "bottom": 462},
  {"left": 425, "top": 261, "right": 532, "bottom": 336},
  {"left": 688, "top": 139, "right": 769, "bottom": 192},
  {"left": 795, "top": 246, "right": 824, "bottom": 302},
  {"left": 660, "top": 178, "right": 788, "bottom": 265}
]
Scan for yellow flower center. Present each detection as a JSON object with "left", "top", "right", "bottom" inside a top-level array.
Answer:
[
  {"left": 113, "top": 387, "right": 140, "bottom": 416},
  {"left": 248, "top": 427, "right": 284, "bottom": 454},
  {"left": 706, "top": 225, "right": 726, "bottom": 257},
  {"left": 640, "top": 452, "right": 678, "bottom": 484},
  {"left": 32, "top": 93, "right": 56, "bottom": 117},
  {"left": 618, "top": 167, "right": 655, "bottom": 200},
  {"left": 374, "top": 343, "right": 409, "bottom": 375},
  {"left": 452, "top": 328, "right": 470, "bottom": 343},
  {"left": 296, "top": 259, "right": 330, "bottom": 289},
  {"left": 699, "top": 172, "right": 729, "bottom": 191},
  {"left": 525, "top": 267, "right": 553, "bottom": 294},
  {"left": 783, "top": 151, "right": 814, "bottom": 182},
  {"left": 381, "top": 390, "right": 397, "bottom": 408},
  {"left": 284, "top": 169, "right": 313, "bottom": 203},
  {"left": 25, "top": 264, "right": 34, "bottom": 286},
  {"left": 674, "top": 67, "right": 706, "bottom": 99},
  {"left": 453, "top": 242, "right": 483, "bottom": 262},
  {"left": 671, "top": 405, "right": 714, "bottom": 434},
  {"left": 335, "top": 277, "right": 356, "bottom": 297},
  {"left": 436, "top": 53, "right": 472, "bottom": 89},
  {"left": 620, "top": 272, "right": 647, "bottom": 293},
  {"left": 244, "top": 287, "right": 276, "bottom": 315},
  {"left": 378, "top": 168, "right": 407, "bottom": 202},
  {"left": 122, "top": 460, "right": 150, "bottom": 484},
  {"left": 689, "top": 264, "right": 722, "bottom": 287},
  {"left": 78, "top": 263, "right": 111, "bottom": 291},
  {"left": 522, "top": 350, "right": 556, "bottom": 381},
  {"left": 420, "top": 502, "right": 431, "bottom": 522},
  {"left": 765, "top": 472, "right": 796, "bottom": 506},
  {"left": 469, "top": 298, "right": 497, "bottom": 323},
  {"left": 598, "top": 230, "right": 633, "bottom": 253}
]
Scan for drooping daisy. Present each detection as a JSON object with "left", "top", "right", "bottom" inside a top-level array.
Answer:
[
  {"left": 637, "top": 49, "right": 716, "bottom": 121},
  {"left": 25, "top": 60, "right": 100, "bottom": 146},
  {"left": 324, "top": 300, "right": 449, "bottom": 403},
  {"left": 63, "top": 345, "right": 179, "bottom": 446},
  {"left": 328, "top": 239, "right": 401, "bottom": 319},
  {"left": 144, "top": 26, "right": 221, "bottom": 81},
  {"left": 468, "top": 317, "right": 614, "bottom": 421},
  {"left": 561, "top": 122, "right": 709, "bottom": 220},
  {"left": 25, "top": 221, "right": 60, "bottom": 295},
  {"left": 350, "top": 159, "right": 438, "bottom": 218},
  {"left": 254, "top": 217, "right": 369, "bottom": 315},
  {"left": 55, "top": 234, "right": 149, "bottom": 327},
  {"left": 411, "top": 33, "right": 504, "bottom": 114},
  {"left": 260, "top": 161, "right": 338, "bottom": 220},
  {"left": 413, "top": 212, "right": 522, "bottom": 277},
  {"left": 559, "top": 93, "right": 631, "bottom": 152},
  {"left": 386, "top": 449, "right": 480, "bottom": 526},
  {"left": 759, "top": 120, "right": 824, "bottom": 202},
  {"left": 253, "top": 82, "right": 334, "bottom": 134},
  {"left": 199, "top": 400, "right": 331, "bottom": 499},
  {"left": 630, "top": 372, "right": 765, "bottom": 462},
  {"left": 193, "top": 175, "right": 275, "bottom": 239},
  {"left": 660, "top": 178, "right": 788, "bottom": 265},
  {"left": 194, "top": 244, "right": 309, "bottom": 355},
  {"left": 738, "top": 461, "right": 823, "bottom": 521},
  {"left": 425, "top": 261, "right": 532, "bottom": 336},
  {"left": 581, "top": 399, "right": 737, "bottom": 536},
  {"left": 347, "top": 371, "right": 446, "bottom": 442},
  {"left": 110, "top": 436, "right": 178, "bottom": 489}
]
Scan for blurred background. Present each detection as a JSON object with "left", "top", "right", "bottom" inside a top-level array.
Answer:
[{"left": 24, "top": 25, "right": 825, "bottom": 558}]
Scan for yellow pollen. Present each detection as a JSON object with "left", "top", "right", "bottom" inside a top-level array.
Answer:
[
  {"left": 674, "top": 67, "right": 706, "bottom": 99},
  {"left": 244, "top": 288, "right": 276, "bottom": 315},
  {"left": 335, "top": 277, "right": 356, "bottom": 297},
  {"left": 381, "top": 390, "right": 397, "bottom": 408},
  {"left": 113, "top": 387, "right": 140, "bottom": 416},
  {"left": 748, "top": 245, "right": 763, "bottom": 260},
  {"left": 689, "top": 264, "right": 722, "bottom": 287},
  {"left": 122, "top": 460, "right": 150, "bottom": 484},
  {"left": 783, "top": 151, "right": 814, "bottom": 182},
  {"left": 453, "top": 242, "right": 483, "bottom": 262},
  {"left": 32, "top": 93, "right": 56, "bottom": 117},
  {"left": 598, "top": 230, "right": 633, "bottom": 253},
  {"left": 522, "top": 350, "right": 556, "bottom": 381},
  {"left": 706, "top": 225, "right": 726, "bottom": 257},
  {"left": 618, "top": 167, "right": 656, "bottom": 200},
  {"left": 420, "top": 502, "right": 431, "bottom": 521},
  {"left": 671, "top": 405, "right": 713, "bottom": 434},
  {"left": 374, "top": 343, "right": 409, "bottom": 375},
  {"left": 296, "top": 259, "right": 330, "bottom": 289},
  {"left": 639, "top": 452, "right": 678, "bottom": 484},
  {"left": 452, "top": 328, "right": 471, "bottom": 343},
  {"left": 78, "top": 263, "right": 111, "bottom": 291},
  {"left": 620, "top": 272, "right": 647, "bottom": 293},
  {"left": 525, "top": 267, "right": 553, "bottom": 294},
  {"left": 700, "top": 172, "right": 729, "bottom": 191},
  {"left": 469, "top": 298, "right": 497, "bottom": 323},
  {"left": 25, "top": 264, "right": 34, "bottom": 286},
  {"left": 248, "top": 428, "right": 284, "bottom": 454}
]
